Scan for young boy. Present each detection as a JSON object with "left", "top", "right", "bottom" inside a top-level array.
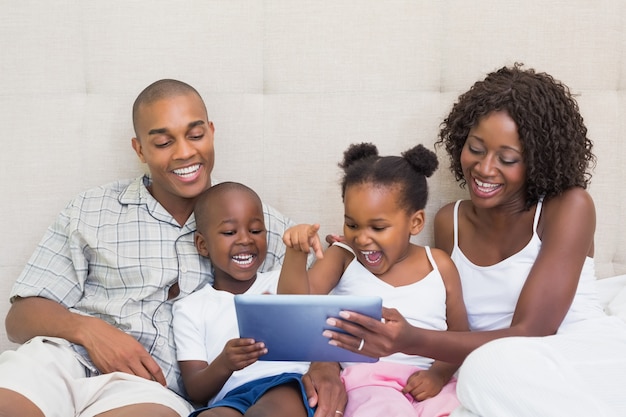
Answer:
[
  {"left": 173, "top": 182, "right": 314, "bottom": 417},
  {"left": 0, "top": 80, "right": 303, "bottom": 417}
]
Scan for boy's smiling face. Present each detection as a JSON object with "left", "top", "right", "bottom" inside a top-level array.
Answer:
[{"left": 195, "top": 188, "right": 268, "bottom": 292}]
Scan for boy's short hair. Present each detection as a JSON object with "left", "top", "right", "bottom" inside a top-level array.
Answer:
[{"left": 194, "top": 182, "right": 262, "bottom": 232}]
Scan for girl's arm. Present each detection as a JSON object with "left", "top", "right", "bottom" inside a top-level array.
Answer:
[
  {"left": 418, "top": 249, "right": 469, "bottom": 382},
  {"left": 278, "top": 224, "right": 348, "bottom": 295},
  {"left": 278, "top": 224, "right": 323, "bottom": 294}
]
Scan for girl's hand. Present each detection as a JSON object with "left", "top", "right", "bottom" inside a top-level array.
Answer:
[
  {"left": 283, "top": 224, "right": 324, "bottom": 259},
  {"left": 403, "top": 368, "right": 445, "bottom": 401}
]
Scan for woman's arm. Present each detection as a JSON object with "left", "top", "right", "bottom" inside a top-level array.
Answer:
[
  {"left": 324, "top": 189, "right": 595, "bottom": 363},
  {"left": 510, "top": 188, "right": 595, "bottom": 334}
]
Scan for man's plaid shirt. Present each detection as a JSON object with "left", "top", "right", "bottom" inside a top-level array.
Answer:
[{"left": 11, "top": 175, "right": 294, "bottom": 397}]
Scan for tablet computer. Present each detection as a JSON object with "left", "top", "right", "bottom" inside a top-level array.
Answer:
[{"left": 234, "top": 294, "right": 382, "bottom": 363}]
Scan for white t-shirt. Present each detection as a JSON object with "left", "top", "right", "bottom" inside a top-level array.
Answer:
[{"left": 173, "top": 269, "right": 309, "bottom": 404}]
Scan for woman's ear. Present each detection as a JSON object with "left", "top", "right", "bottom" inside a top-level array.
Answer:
[{"left": 409, "top": 209, "right": 426, "bottom": 236}]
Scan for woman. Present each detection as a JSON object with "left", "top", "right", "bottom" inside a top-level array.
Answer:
[{"left": 323, "top": 64, "right": 626, "bottom": 416}]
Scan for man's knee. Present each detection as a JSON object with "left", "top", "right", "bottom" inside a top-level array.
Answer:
[
  {"left": 0, "top": 388, "right": 44, "bottom": 417},
  {"left": 96, "top": 403, "right": 183, "bottom": 417}
]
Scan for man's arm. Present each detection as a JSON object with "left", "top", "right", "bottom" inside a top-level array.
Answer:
[
  {"left": 6, "top": 296, "right": 86, "bottom": 344},
  {"left": 6, "top": 296, "right": 167, "bottom": 385}
]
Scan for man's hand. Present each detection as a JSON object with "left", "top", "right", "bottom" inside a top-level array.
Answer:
[
  {"left": 80, "top": 317, "right": 167, "bottom": 385},
  {"left": 302, "top": 362, "right": 347, "bottom": 417},
  {"left": 6, "top": 297, "right": 168, "bottom": 385}
]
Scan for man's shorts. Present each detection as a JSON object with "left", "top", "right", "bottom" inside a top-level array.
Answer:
[
  {"left": 191, "top": 372, "right": 315, "bottom": 417},
  {"left": 0, "top": 336, "right": 193, "bottom": 417}
]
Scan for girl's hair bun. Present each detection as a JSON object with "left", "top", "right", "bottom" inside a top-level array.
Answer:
[
  {"left": 402, "top": 144, "right": 438, "bottom": 178},
  {"left": 339, "top": 142, "right": 379, "bottom": 169}
]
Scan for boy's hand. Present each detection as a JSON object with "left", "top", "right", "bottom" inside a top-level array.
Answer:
[
  {"left": 403, "top": 368, "right": 445, "bottom": 401},
  {"left": 283, "top": 224, "right": 324, "bottom": 259},
  {"left": 220, "top": 338, "right": 267, "bottom": 371}
]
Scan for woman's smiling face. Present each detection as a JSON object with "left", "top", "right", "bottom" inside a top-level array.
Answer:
[{"left": 461, "top": 111, "right": 527, "bottom": 209}]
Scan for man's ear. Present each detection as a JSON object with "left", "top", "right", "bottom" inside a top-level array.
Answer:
[
  {"left": 194, "top": 232, "right": 211, "bottom": 258},
  {"left": 409, "top": 209, "right": 426, "bottom": 236},
  {"left": 131, "top": 137, "right": 146, "bottom": 163}
]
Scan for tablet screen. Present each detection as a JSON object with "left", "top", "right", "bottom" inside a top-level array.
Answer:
[{"left": 234, "top": 294, "right": 382, "bottom": 362}]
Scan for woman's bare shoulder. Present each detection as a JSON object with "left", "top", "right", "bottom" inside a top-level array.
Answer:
[
  {"left": 543, "top": 187, "right": 595, "bottom": 219},
  {"left": 434, "top": 200, "right": 466, "bottom": 254}
]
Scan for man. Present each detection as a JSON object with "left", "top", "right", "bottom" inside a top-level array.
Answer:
[{"left": 0, "top": 79, "right": 345, "bottom": 417}]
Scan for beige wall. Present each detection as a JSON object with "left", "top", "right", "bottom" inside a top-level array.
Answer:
[{"left": 1, "top": 0, "right": 626, "bottom": 351}]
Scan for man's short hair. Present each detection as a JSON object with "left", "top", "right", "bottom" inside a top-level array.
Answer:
[{"left": 132, "top": 79, "right": 207, "bottom": 136}]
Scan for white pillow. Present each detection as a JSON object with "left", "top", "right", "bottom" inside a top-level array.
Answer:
[{"left": 604, "top": 275, "right": 626, "bottom": 323}]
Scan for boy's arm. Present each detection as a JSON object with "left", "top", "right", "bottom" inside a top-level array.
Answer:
[{"left": 179, "top": 338, "right": 266, "bottom": 405}]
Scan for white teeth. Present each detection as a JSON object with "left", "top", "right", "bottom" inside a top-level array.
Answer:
[
  {"left": 361, "top": 250, "right": 381, "bottom": 264},
  {"left": 474, "top": 178, "right": 500, "bottom": 193},
  {"left": 173, "top": 164, "right": 200, "bottom": 177},
  {"left": 474, "top": 178, "right": 499, "bottom": 189},
  {"left": 232, "top": 254, "right": 255, "bottom": 265}
]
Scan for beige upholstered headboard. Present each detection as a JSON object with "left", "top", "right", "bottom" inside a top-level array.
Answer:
[{"left": 1, "top": 1, "right": 625, "bottom": 351}]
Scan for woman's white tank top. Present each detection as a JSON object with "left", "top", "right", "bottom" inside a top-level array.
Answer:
[{"left": 451, "top": 199, "right": 605, "bottom": 332}]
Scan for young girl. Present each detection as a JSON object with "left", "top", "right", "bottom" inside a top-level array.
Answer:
[{"left": 278, "top": 143, "right": 469, "bottom": 417}]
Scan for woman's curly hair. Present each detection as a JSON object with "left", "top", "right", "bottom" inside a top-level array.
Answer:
[{"left": 435, "top": 63, "right": 596, "bottom": 209}]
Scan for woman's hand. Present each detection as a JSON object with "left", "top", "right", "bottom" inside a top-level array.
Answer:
[{"left": 323, "top": 307, "right": 410, "bottom": 358}]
